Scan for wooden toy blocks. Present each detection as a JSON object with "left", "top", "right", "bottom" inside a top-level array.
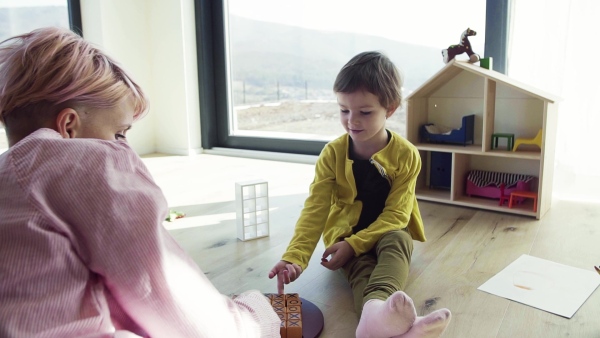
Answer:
[
  {"left": 266, "top": 293, "right": 303, "bottom": 338},
  {"left": 233, "top": 293, "right": 316, "bottom": 337},
  {"left": 287, "top": 319, "right": 302, "bottom": 337}
]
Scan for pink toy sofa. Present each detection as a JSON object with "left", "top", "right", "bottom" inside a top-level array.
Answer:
[{"left": 466, "top": 170, "right": 534, "bottom": 199}]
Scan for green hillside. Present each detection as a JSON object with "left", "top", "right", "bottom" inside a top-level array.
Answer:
[{"left": 229, "top": 15, "right": 444, "bottom": 103}]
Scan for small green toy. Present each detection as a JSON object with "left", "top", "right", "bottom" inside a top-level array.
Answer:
[{"left": 165, "top": 210, "right": 185, "bottom": 222}]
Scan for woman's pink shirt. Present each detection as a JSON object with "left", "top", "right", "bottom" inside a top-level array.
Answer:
[{"left": 0, "top": 129, "right": 279, "bottom": 337}]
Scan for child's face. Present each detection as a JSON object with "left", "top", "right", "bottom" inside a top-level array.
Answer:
[
  {"left": 337, "top": 90, "right": 391, "bottom": 145},
  {"left": 76, "top": 96, "right": 135, "bottom": 142}
]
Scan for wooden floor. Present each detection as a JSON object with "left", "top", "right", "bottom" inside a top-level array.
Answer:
[{"left": 142, "top": 153, "right": 600, "bottom": 338}]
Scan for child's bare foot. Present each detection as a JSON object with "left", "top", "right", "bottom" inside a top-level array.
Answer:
[
  {"left": 355, "top": 291, "right": 417, "bottom": 338},
  {"left": 392, "top": 308, "right": 451, "bottom": 338}
]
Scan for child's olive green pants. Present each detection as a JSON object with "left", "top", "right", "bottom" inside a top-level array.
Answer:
[{"left": 342, "top": 229, "right": 414, "bottom": 317}]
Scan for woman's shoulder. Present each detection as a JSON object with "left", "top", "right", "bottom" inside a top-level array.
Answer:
[{"left": 10, "top": 128, "right": 144, "bottom": 179}]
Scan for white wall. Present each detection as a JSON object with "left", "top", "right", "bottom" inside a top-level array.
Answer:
[
  {"left": 508, "top": 0, "right": 600, "bottom": 202},
  {"left": 81, "top": 0, "right": 202, "bottom": 155}
]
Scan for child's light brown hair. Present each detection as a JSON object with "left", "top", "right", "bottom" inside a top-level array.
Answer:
[
  {"left": 333, "top": 51, "right": 403, "bottom": 112},
  {"left": 0, "top": 27, "right": 148, "bottom": 127}
]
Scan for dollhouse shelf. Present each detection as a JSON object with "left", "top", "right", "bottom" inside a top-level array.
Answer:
[{"left": 406, "top": 60, "right": 559, "bottom": 219}]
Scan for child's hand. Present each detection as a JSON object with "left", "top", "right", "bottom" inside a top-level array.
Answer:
[
  {"left": 321, "top": 241, "right": 355, "bottom": 271},
  {"left": 268, "top": 260, "right": 302, "bottom": 294}
]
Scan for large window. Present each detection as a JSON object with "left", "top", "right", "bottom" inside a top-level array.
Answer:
[
  {"left": 197, "top": 0, "right": 507, "bottom": 155},
  {"left": 0, "top": 0, "right": 81, "bottom": 151}
]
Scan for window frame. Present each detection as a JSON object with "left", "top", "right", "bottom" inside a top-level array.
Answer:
[
  {"left": 195, "top": 0, "right": 509, "bottom": 156},
  {"left": 68, "top": 0, "right": 83, "bottom": 36}
]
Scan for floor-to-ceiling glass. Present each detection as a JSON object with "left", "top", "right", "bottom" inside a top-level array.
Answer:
[{"left": 226, "top": 0, "right": 486, "bottom": 142}]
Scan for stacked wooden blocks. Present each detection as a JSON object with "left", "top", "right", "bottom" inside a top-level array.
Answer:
[{"left": 266, "top": 293, "right": 302, "bottom": 338}]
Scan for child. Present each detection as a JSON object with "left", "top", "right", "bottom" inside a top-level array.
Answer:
[
  {"left": 269, "top": 51, "right": 451, "bottom": 338},
  {"left": 0, "top": 27, "right": 279, "bottom": 337}
]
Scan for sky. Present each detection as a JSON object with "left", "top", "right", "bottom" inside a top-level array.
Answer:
[{"left": 228, "top": 0, "right": 486, "bottom": 50}]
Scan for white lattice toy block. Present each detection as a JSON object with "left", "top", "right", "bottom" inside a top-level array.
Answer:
[{"left": 235, "top": 179, "right": 269, "bottom": 241}]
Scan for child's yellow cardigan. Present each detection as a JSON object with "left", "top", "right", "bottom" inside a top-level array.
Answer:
[{"left": 282, "top": 131, "right": 426, "bottom": 270}]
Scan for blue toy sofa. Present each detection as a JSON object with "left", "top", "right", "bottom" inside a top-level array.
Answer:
[{"left": 420, "top": 114, "right": 475, "bottom": 146}]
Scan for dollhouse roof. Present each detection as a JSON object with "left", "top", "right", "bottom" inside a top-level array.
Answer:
[{"left": 406, "top": 59, "right": 560, "bottom": 103}]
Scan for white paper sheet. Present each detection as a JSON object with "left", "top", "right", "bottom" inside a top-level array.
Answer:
[{"left": 478, "top": 254, "right": 600, "bottom": 318}]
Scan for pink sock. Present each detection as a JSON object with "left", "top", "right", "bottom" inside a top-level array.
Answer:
[
  {"left": 355, "top": 291, "right": 417, "bottom": 338},
  {"left": 392, "top": 308, "right": 452, "bottom": 338}
]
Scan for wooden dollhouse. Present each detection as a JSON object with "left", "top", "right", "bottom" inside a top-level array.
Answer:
[{"left": 406, "top": 59, "right": 559, "bottom": 219}]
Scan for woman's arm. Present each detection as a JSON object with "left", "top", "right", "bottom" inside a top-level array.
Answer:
[{"left": 37, "top": 140, "right": 279, "bottom": 337}]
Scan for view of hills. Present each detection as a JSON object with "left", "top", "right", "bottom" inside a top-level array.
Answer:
[
  {"left": 0, "top": 10, "right": 445, "bottom": 140},
  {"left": 228, "top": 15, "right": 445, "bottom": 104},
  {"left": 1, "top": 9, "right": 444, "bottom": 105}
]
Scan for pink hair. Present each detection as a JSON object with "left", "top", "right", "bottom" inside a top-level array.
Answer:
[{"left": 0, "top": 27, "right": 148, "bottom": 124}]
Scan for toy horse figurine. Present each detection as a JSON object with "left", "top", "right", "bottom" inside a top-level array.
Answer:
[{"left": 442, "top": 28, "right": 480, "bottom": 64}]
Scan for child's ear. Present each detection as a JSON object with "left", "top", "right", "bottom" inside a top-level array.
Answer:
[
  {"left": 55, "top": 108, "right": 81, "bottom": 139},
  {"left": 386, "top": 106, "right": 398, "bottom": 119}
]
